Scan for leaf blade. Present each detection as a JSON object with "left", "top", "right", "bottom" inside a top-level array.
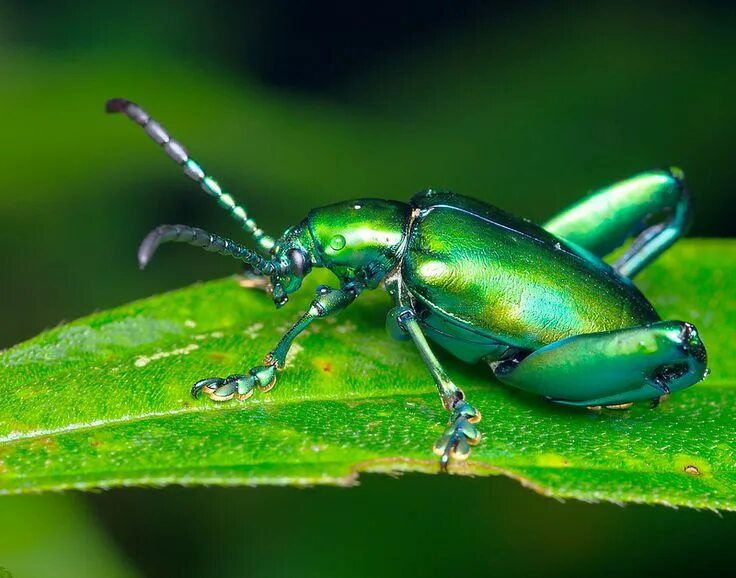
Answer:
[{"left": 1, "top": 239, "right": 734, "bottom": 510}]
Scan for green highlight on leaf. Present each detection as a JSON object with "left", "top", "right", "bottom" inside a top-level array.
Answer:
[{"left": 0, "top": 240, "right": 733, "bottom": 510}]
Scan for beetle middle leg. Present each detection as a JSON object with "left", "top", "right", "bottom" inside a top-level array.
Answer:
[
  {"left": 543, "top": 168, "right": 691, "bottom": 278},
  {"left": 192, "top": 284, "right": 359, "bottom": 401},
  {"left": 388, "top": 306, "right": 482, "bottom": 471}
]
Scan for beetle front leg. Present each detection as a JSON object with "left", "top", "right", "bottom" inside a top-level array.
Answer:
[
  {"left": 192, "top": 284, "right": 359, "bottom": 401},
  {"left": 388, "top": 307, "right": 482, "bottom": 471}
]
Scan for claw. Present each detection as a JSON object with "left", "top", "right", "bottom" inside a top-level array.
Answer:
[
  {"left": 436, "top": 430, "right": 473, "bottom": 472},
  {"left": 192, "top": 374, "right": 251, "bottom": 401},
  {"left": 191, "top": 377, "right": 221, "bottom": 399},
  {"left": 434, "top": 402, "right": 482, "bottom": 471},
  {"left": 439, "top": 448, "right": 451, "bottom": 472}
]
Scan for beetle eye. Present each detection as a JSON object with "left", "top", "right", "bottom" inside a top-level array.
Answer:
[
  {"left": 329, "top": 235, "right": 346, "bottom": 251},
  {"left": 287, "top": 248, "right": 310, "bottom": 278}
]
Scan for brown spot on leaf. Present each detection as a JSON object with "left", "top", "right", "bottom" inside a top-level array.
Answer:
[
  {"left": 684, "top": 465, "right": 701, "bottom": 476},
  {"left": 29, "top": 436, "right": 58, "bottom": 452}
]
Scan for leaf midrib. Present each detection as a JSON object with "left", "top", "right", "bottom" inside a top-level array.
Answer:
[
  {"left": 3, "top": 376, "right": 734, "bottom": 445},
  {"left": 0, "top": 386, "right": 453, "bottom": 444}
]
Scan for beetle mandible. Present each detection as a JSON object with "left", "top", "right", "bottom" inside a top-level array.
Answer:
[{"left": 107, "top": 98, "right": 708, "bottom": 470}]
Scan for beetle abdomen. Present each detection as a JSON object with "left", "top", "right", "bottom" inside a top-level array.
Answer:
[{"left": 403, "top": 191, "right": 659, "bottom": 352}]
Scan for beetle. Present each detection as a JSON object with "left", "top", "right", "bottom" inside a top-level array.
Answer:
[{"left": 107, "top": 98, "right": 708, "bottom": 470}]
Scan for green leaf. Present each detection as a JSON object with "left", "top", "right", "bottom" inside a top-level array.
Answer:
[{"left": 0, "top": 239, "right": 733, "bottom": 510}]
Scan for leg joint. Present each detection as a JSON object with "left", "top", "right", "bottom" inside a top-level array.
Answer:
[
  {"left": 396, "top": 308, "right": 416, "bottom": 330},
  {"left": 386, "top": 306, "right": 416, "bottom": 341}
]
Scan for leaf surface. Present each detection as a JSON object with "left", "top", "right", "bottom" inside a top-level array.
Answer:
[{"left": 0, "top": 240, "right": 733, "bottom": 509}]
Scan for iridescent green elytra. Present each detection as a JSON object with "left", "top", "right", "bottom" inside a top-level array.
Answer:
[{"left": 107, "top": 99, "right": 708, "bottom": 470}]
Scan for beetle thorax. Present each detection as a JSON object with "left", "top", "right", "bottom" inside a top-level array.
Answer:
[{"left": 306, "top": 199, "right": 411, "bottom": 288}]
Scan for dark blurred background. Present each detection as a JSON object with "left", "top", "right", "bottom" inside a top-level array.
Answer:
[{"left": 1, "top": 1, "right": 736, "bottom": 576}]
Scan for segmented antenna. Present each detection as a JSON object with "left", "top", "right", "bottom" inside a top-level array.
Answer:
[
  {"left": 106, "top": 98, "right": 276, "bottom": 253},
  {"left": 138, "top": 225, "right": 276, "bottom": 275}
]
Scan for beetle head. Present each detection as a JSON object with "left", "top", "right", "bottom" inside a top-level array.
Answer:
[
  {"left": 265, "top": 200, "right": 408, "bottom": 306},
  {"left": 268, "top": 221, "right": 316, "bottom": 307}
]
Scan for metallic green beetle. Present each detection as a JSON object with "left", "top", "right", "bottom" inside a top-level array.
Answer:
[{"left": 107, "top": 98, "right": 708, "bottom": 470}]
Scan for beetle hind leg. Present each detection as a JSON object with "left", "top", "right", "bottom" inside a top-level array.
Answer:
[
  {"left": 543, "top": 168, "right": 691, "bottom": 278},
  {"left": 490, "top": 321, "right": 707, "bottom": 407}
]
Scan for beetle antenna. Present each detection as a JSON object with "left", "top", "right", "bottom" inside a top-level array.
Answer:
[
  {"left": 106, "top": 98, "right": 277, "bottom": 254},
  {"left": 138, "top": 225, "right": 277, "bottom": 275}
]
